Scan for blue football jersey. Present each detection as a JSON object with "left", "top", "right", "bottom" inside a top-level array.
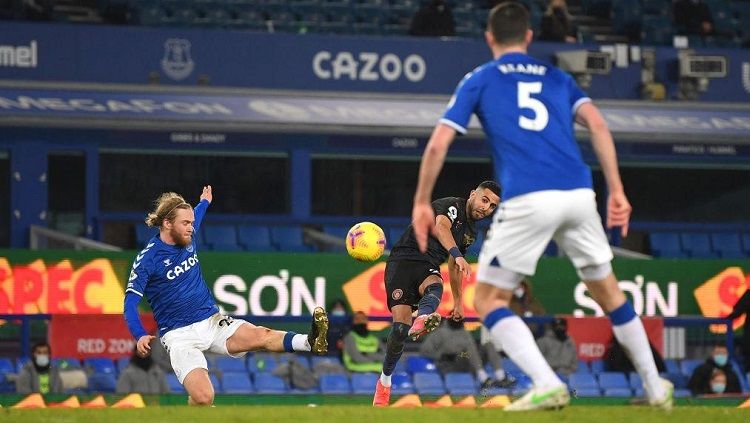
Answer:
[
  {"left": 442, "top": 52, "right": 593, "bottom": 200},
  {"left": 125, "top": 200, "right": 219, "bottom": 337}
]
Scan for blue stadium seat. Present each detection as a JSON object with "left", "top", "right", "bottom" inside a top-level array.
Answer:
[
  {"left": 221, "top": 372, "right": 254, "bottom": 393},
  {"left": 413, "top": 372, "right": 445, "bottom": 395},
  {"left": 679, "top": 359, "right": 703, "bottom": 377},
  {"left": 84, "top": 357, "right": 116, "bottom": 375},
  {"left": 310, "top": 355, "right": 343, "bottom": 370},
  {"left": 406, "top": 356, "right": 437, "bottom": 374},
  {"left": 319, "top": 373, "right": 352, "bottom": 394},
  {"left": 604, "top": 387, "right": 633, "bottom": 397},
  {"left": 54, "top": 357, "right": 81, "bottom": 369},
  {"left": 680, "top": 233, "right": 718, "bottom": 258},
  {"left": 270, "top": 226, "right": 314, "bottom": 252},
  {"left": 0, "top": 358, "right": 14, "bottom": 376},
  {"left": 167, "top": 373, "right": 186, "bottom": 393},
  {"left": 674, "top": 389, "right": 691, "bottom": 398},
  {"left": 203, "top": 224, "right": 242, "bottom": 251},
  {"left": 237, "top": 225, "right": 276, "bottom": 252},
  {"left": 391, "top": 371, "right": 414, "bottom": 395},
  {"left": 743, "top": 234, "right": 750, "bottom": 256},
  {"left": 576, "top": 360, "right": 590, "bottom": 374},
  {"left": 649, "top": 232, "right": 685, "bottom": 258},
  {"left": 664, "top": 359, "right": 680, "bottom": 375},
  {"left": 248, "top": 353, "right": 279, "bottom": 373},
  {"left": 629, "top": 372, "right": 642, "bottom": 390},
  {"left": 351, "top": 372, "right": 378, "bottom": 394},
  {"left": 215, "top": 356, "right": 247, "bottom": 373},
  {"left": 574, "top": 388, "right": 602, "bottom": 397},
  {"left": 135, "top": 225, "right": 158, "bottom": 247},
  {"left": 0, "top": 358, "right": 15, "bottom": 393},
  {"left": 254, "top": 373, "right": 288, "bottom": 393},
  {"left": 598, "top": 372, "right": 630, "bottom": 389},
  {"left": 117, "top": 357, "right": 131, "bottom": 373},
  {"left": 501, "top": 358, "right": 526, "bottom": 377},
  {"left": 277, "top": 354, "right": 311, "bottom": 370},
  {"left": 209, "top": 373, "right": 221, "bottom": 391},
  {"left": 589, "top": 359, "right": 604, "bottom": 374},
  {"left": 711, "top": 233, "right": 745, "bottom": 258},
  {"left": 662, "top": 372, "right": 688, "bottom": 390},
  {"left": 88, "top": 373, "right": 117, "bottom": 393},
  {"left": 569, "top": 373, "right": 599, "bottom": 391},
  {"left": 444, "top": 372, "right": 476, "bottom": 395}
]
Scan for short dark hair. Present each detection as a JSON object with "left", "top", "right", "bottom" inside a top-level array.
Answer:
[
  {"left": 32, "top": 341, "right": 50, "bottom": 354},
  {"left": 477, "top": 180, "right": 501, "bottom": 198},
  {"left": 487, "top": 2, "right": 530, "bottom": 46}
]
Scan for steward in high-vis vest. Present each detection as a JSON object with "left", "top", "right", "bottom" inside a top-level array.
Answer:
[{"left": 342, "top": 312, "right": 386, "bottom": 373}]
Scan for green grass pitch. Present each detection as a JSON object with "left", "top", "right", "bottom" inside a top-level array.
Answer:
[{"left": 0, "top": 405, "right": 747, "bottom": 423}]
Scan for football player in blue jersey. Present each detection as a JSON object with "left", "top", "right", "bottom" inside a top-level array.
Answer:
[
  {"left": 410, "top": 2, "right": 672, "bottom": 411},
  {"left": 123, "top": 186, "right": 329, "bottom": 406}
]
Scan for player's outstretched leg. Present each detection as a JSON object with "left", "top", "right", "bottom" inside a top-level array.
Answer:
[
  {"left": 307, "top": 306, "right": 329, "bottom": 355},
  {"left": 408, "top": 281, "right": 443, "bottom": 340},
  {"left": 374, "top": 315, "right": 410, "bottom": 407},
  {"left": 228, "top": 307, "right": 329, "bottom": 355}
]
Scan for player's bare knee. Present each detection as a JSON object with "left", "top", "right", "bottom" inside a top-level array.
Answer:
[
  {"left": 576, "top": 262, "right": 612, "bottom": 282},
  {"left": 188, "top": 385, "right": 214, "bottom": 406}
]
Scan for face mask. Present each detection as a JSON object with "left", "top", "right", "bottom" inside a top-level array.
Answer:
[
  {"left": 448, "top": 319, "right": 464, "bottom": 330},
  {"left": 710, "top": 382, "right": 726, "bottom": 394},
  {"left": 132, "top": 355, "right": 153, "bottom": 371},
  {"left": 352, "top": 324, "right": 369, "bottom": 337},
  {"left": 713, "top": 354, "right": 728, "bottom": 367},
  {"left": 331, "top": 309, "right": 346, "bottom": 316},
  {"left": 513, "top": 287, "right": 525, "bottom": 298},
  {"left": 34, "top": 354, "right": 50, "bottom": 368},
  {"left": 553, "top": 328, "right": 567, "bottom": 341}
]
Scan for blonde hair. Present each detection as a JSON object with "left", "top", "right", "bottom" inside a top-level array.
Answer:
[{"left": 145, "top": 192, "right": 191, "bottom": 228}]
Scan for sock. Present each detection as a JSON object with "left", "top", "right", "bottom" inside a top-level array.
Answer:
[
  {"left": 417, "top": 282, "right": 443, "bottom": 316},
  {"left": 485, "top": 307, "right": 562, "bottom": 389},
  {"left": 609, "top": 301, "right": 665, "bottom": 401},
  {"left": 380, "top": 373, "right": 392, "bottom": 387},
  {"left": 381, "top": 322, "right": 410, "bottom": 378},
  {"left": 289, "top": 333, "right": 310, "bottom": 352},
  {"left": 476, "top": 368, "right": 489, "bottom": 383}
]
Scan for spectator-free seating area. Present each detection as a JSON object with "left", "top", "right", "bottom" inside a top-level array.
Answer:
[
  {"left": 649, "top": 232, "right": 750, "bottom": 258},
  {"left": 3, "top": 353, "right": 747, "bottom": 396}
]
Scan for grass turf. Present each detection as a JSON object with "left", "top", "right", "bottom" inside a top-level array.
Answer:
[{"left": 0, "top": 405, "right": 747, "bottom": 423}]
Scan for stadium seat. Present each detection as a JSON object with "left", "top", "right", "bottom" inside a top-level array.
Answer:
[
  {"left": 84, "top": 357, "right": 117, "bottom": 375},
  {"left": 444, "top": 372, "right": 476, "bottom": 395},
  {"left": 604, "top": 387, "right": 633, "bottom": 397},
  {"left": 680, "top": 233, "right": 718, "bottom": 258},
  {"left": 203, "top": 224, "right": 242, "bottom": 251},
  {"left": 576, "top": 360, "right": 590, "bottom": 374},
  {"left": 662, "top": 372, "right": 688, "bottom": 390},
  {"left": 664, "top": 359, "right": 680, "bottom": 375},
  {"left": 743, "top": 234, "right": 750, "bottom": 256},
  {"left": 674, "top": 389, "right": 691, "bottom": 398},
  {"left": 54, "top": 357, "right": 81, "bottom": 369},
  {"left": 351, "top": 372, "right": 378, "bottom": 394},
  {"left": 277, "top": 354, "right": 311, "bottom": 370},
  {"left": 248, "top": 353, "right": 279, "bottom": 373},
  {"left": 711, "top": 233, "right": 745, "bottom": 258},
  {"left": 598, "top": 372, "right": 630, "bottom": 390},
  {"left": 88, "top": 373, "right": 117, "bottom": 393},
  {"left": 319, "top": 373, "right": 352, "bottom": 394},
  {"left": 649, "top": 232, "right": 685, "bottom": 258},
  {"left": 310, "top": 355, "right": 343, "bottom": 370},
  {"left": 391, "top": 371, "right": 414, "bottom": 395},
  {"left": 210, "top": 373, "right": 221, "bottom": 391},
  {"left": 270, "top": 226, "right": 314, "bottom": 252},
  {"left": 406, "top": 356, "right": 437, "bottom": 374},
  {"left": 501, "top": 358, "right": 526, "bottom": 377},
  {"left": 574, "top": 388, "right": 602, "bottom": 397},
  {"left": 215, "top": 356, "right": 247, "bottom": 373},
  {"left": 221, "top": 372, "right": 254, "bottom": 393},
  {"left": 589, "top": 359, "right": 604, "bottom": 374},
  {"left": 569, "top": 373, "right": 599, "bottom": 391},
  {"left": 0, "top": 358, "right": 14, "bottom": 376},
  {"left": 679, "top": 359, "right": 703, "bottom": 377},
  {"left": 413, "top": 372, "right": 445, "bottom": 395},
  {"left": 254, "top": 373, "right": 288, "bottom": 393},
  {"left": 0, "top": 358, "right": 15, "bottom": 393},
  {"left": 117, "top": 357, "right": 131, "bottom": 373},
  {"left": 167, "top": 373, "right": 186, "bottom": 393},
  {"left": 629, "top": 372, "right": 642, "bottom": 390},
  {"left": 237, "top": 225, "right": 276, "bottom": 252}
]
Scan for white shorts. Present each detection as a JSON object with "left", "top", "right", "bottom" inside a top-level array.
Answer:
[
  {"left": 477, "top": 188, "right": 613, "bottom": 290},
  {"left": 161, "top": 313, "right": 248, "bottom": 384}
]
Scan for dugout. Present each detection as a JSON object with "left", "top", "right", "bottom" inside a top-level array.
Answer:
[{"left": 0, "top": 84, "right": 749, "bottom": 250}]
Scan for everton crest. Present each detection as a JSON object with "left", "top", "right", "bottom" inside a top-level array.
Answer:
[{"left": 161, "top": 38, "right": 194, "bottom": 81}]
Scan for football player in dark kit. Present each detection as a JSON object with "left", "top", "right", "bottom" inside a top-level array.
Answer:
[{"left": 373, "top": 180, "right": 501, "bottom": 407}]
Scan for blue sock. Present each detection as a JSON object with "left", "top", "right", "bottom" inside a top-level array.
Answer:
[
  {"left": 417, "top": 283, "right": 443, "bottom": 316},
  {"left": 483, "top": 307, "right": 514, "bottom": 330},
  {"left": 608, "top": 301, "right": 637, "bottom": 326},
  {"left": 283, "top": 331, "right": 296, "bottom": 352},
  {"left": 382, "top": 322, "right": 409, "bottom": 376}
]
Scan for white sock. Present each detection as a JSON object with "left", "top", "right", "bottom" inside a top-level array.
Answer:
[
  {"left": 292, "top": 334, "right": 310, "bottom": 352},
  {"left": 489, "top": 315, "right": 562, "bottom": 389},
  {"left": 494, "top": 369, "right": 506, "bottom": 380},
  {"left": 476, "top": 368, "right": 489, "bottom": 383},
  {"left": 380, "top": 372, "right": 392, "bottom": 387},
  {"left": 612, "top": 318, "right": 665, "bottom": 401}
]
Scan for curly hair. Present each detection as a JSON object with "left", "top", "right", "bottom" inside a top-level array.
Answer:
[{"left": 144, "top": 192, "right": 191, "bottom": 228}]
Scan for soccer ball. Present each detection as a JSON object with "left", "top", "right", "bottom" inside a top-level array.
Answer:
[{"left": 346, "top": 222, "right": 386, "bottom": 262}]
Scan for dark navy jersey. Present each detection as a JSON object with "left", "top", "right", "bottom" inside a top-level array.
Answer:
[
  {"left": 388, "top": 197, "right": 476, "bottom": 268},
  {"left": 442, "top": 52, "right": 593, "bottom": 200},
  {"left": 125, "top": 200, "right": 219, "bottom": 337}
]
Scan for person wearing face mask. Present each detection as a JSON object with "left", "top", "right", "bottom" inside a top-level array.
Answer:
[
  {"left": 420, "top": 317, "right": 507, "bottom": 389},
  {"left": 16, "top": 341, "right": 63, "bottom": 394},
  {"left": 343, "top": 312, "right": 386, "bottom": 373},
  {"left": 539, "top": 0, "right": 577, "bottom": 43},
  {"left": 536, "top": 318, "right": 578, "bottom": 376},
  {"left": 326, "top": 298, "right": 352, "bottom": 357},
  {"left": 687, "top": 344, "right": 742, "bottom": 395},
  {"left": 116, "top": 344, "right": 170, "bottom": 394}
]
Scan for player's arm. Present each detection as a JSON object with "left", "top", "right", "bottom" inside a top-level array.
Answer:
[
  {"left": 413, "top": 126, "right": 457, "bottom": 251},
  {"left": 576, "top": 102, "right": 632, "bottom": 236},
  {"left": 193, "top": 185, "right": 212, "bottom": 233},
  {"left": 123, "top": 255, "right": 155, "bottom": 356},
  {"left": 447, "top": 255, "right": 464, "bottom": 321},
  {"left": 434, "top": 214, "right": 471, "bottom": 280}
]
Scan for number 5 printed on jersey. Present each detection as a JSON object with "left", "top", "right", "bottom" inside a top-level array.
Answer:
[{"left": 518, "top": 81, "right": 549, "bottom": 131}]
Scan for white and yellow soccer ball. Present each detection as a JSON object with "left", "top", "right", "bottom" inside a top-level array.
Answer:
[{"left": 346, "top": 222, "right": 386, "bottom": 262}]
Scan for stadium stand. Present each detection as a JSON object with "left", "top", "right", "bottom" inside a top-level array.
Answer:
[{"left": 221, "top": 372, "right": 255, "bottom": 393}]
